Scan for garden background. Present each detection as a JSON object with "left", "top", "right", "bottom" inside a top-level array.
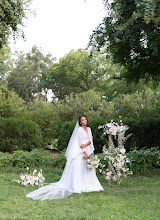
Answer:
[{"left": 0, "top": 0, "right": 160, "bottom": 219}]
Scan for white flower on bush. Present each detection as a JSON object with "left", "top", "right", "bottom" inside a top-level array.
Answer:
[{"left": 12, "top": 168, "right": 46, "bottom": 187}]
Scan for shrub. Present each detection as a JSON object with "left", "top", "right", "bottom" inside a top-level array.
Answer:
[
  {"left": 0, "top": 86, "right": 25, "bottom": 118},
  {"left": 0, "top": 149, "right": 66, "bottom": 169},
  {"left": 127, "top": 147, "right": 160, "bottom": 174},
  {"left": 0, "top": 118, "right": 42, "bottom": 152},
  {"left": 124, "top": 118, "right": 160, "bottom": 151},
  {"left": 22, "top": 98, "right": 62, "bottom": 146}
]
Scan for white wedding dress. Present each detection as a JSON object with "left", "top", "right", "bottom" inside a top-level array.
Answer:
[{"left": 26, "top": 122, "right": 103, "bottom": 200}]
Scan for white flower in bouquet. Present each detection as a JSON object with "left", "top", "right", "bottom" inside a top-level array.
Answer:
[
  {"left": 86, "top": 154, "right": 100, "bottom": 170},
  {"left": 120, "top": 148, "right": 126, "bottom": 154}
]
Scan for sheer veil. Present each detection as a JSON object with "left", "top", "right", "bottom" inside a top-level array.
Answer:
[
  {"left": 65, "top": 121, "right": 82, "bottom": 166},
  {"left": 26, "top": 120, "right": 81, "bottom": 200}
]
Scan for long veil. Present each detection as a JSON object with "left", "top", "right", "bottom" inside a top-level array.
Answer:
[{"left": 26, "top": 121, "right": 81, "bottom": 200}]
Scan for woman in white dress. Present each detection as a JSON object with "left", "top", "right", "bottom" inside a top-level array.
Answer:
[{"left": 26, "top": 115, "right": 103, "bottom": 200}]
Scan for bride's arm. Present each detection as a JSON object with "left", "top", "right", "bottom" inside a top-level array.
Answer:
[{"left": 80, "top": 140, "right": 91, "bottom": 149}]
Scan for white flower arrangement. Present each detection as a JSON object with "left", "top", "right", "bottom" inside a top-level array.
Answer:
[
  {"left": 86, "top": 154, "right": 100, "bottom": 170},
  {"left": 12, "top": 167, "right": 46, "bottom": 187},
  {"left": 98, "top": 120, "right": 133, "bottom": 185},
  {"left": 98, "top": 120, "right": 129, "bottom": 136}
]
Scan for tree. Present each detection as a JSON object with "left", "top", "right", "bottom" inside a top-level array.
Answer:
[
  {"left": 47, "top": 49, "right": 121, "bottom": 99},
  {"left": 0, "top": 86, "right": 25, "bottom": 118},
  {"left": 0, "top": 0, "right": 32, "bottom": 49},
  {"left": 0, "top": 46, "right": 12, "bottom": 85},
  {"left": 89, "top": 0, "right": 160, "bottom": 83},
  {"left": 7, "top": 46, "right": 55, "bottom": 101},
  {"left": 53, "top": 89, "right": 115, "bottom": 122},
  {"left": 22, "top": 98, "right": 61, "bottom": 145}
]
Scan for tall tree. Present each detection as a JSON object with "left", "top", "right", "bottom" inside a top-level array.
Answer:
[
  {"left": 47, "top": 49, "right": 120, "bottom": 99},
  {"left": 7, "top": 46, "right": 55, "bottom": 101},
  {"left": 89, "top": 0, "right": 160, "bottom": 83}
]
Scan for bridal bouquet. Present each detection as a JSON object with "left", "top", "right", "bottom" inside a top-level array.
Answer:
[
  {"left": 86, "top": 154, "right": 100, "bottom": 169},
  {"left": 12, "top": 168, "right": 45, "bottom": 187}
]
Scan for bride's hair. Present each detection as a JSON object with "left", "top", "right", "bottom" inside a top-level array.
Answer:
[{"left": 78, "top": 115, "right": 88, "bottom": 126}]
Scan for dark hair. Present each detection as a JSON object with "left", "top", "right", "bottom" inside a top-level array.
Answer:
[{"left": 78, "top": 115, "right": 88, "bottom": 126}]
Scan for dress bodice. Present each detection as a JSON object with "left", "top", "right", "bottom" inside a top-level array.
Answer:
[{"left": 78, "top": 126, "right": 94, "bottom": 156}]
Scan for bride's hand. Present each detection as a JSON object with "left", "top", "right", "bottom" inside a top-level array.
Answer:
[
  {"left": 84, "top": 152, "right": 88, "bottom": 160},
  {"left": 80, "top": 144, "right": 86, "bottom": 149}
]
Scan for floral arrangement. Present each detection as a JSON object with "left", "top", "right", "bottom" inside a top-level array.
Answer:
[
  {"left": 98, "top": 120, "right": 133, "bottom": 185},
  {"left": 86, "top": 154, "right": 100, "bottom": 170},
  {"left": 12, "top": 167, "right": 46, "bottom": 187}
]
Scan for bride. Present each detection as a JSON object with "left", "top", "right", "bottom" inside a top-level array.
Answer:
[{"left": 26, "top": 115, "right": 103, "bottom": 200}]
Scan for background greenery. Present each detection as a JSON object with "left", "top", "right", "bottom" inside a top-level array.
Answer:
[{"left": 0, "top": 0, "right": 160, "bottom": 219}]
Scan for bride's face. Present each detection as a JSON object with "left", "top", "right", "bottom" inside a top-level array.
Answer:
[{"left": 80, "top": 116, "right": 87, "bottom": 126}]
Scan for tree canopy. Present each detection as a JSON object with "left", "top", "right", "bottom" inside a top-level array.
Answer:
[
  {"left": 47, "top": 49, "right": 121, "bottom": 100},
  {"left": 89, "top": 0, "right": 160, "bottom": 83},
  {"left": 0, "top": 0, "right": 32, "bottom": 49},
  {"left": 7, "top": 46, "right": 55, "bottom": 101}
]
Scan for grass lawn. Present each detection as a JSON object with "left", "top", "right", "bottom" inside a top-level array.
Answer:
[{"left": 0, "top": 169, "right": 160, "bottom": 220}]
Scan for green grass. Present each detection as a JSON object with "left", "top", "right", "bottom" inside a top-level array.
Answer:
[{"left": 0, "top": 168, "right": 160, "bottom": 220}]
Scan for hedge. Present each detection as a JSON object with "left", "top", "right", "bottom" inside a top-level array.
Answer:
[
  {"left": 0, "top": 117, "right": 42, "bottom": 152},
  {"left": 124, "top": 117, "right": 160, "bottom": 151},
  {"left": 58, "top": 118, "right": 160, "bottom": 153}
]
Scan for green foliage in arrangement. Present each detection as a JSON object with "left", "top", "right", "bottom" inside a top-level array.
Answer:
[
  {"left": 0, "top": 118, "right": 42, "bottom": 152},
  {"left": 127, "top": 147, "right": 160, "bottom": 174}
]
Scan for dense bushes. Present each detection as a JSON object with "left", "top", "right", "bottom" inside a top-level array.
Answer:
[
  {"left": 124, "top": 118, "right": 160, "bottom": 151},
  {"left": 0, "top": 118, "right": 42, "bottom": 152},
  {"left": 0, "top": 149, "right": 66, "bottom": 169},
  {"left": 57, "top": 120, "right": 77, "bottom": 152},
  {"left": 0, "top": 148, "right": 159, "bottom": 175},
  {"left": 22, "top": 99, "right": 62, "bottom": 146},
  {"left": 127, "top": 147, "right": 160, "bottom": 174},
  {"left": 58, "top": 118, "right": 160, "bottom": 153}
]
